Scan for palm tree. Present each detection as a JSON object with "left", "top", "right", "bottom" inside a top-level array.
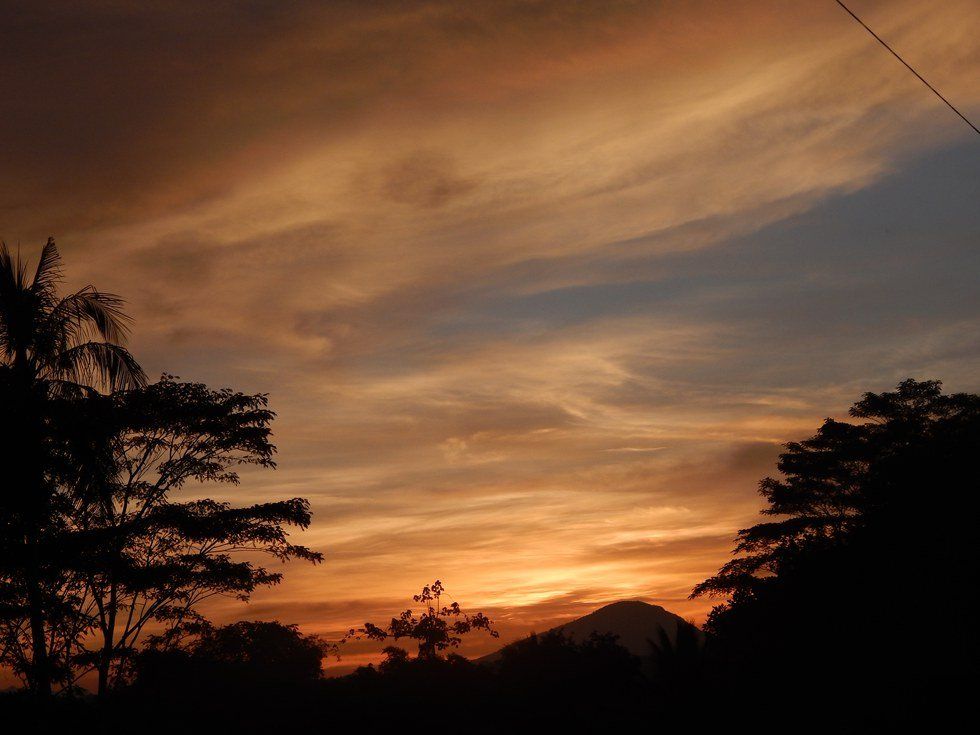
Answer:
[
  {"left": 0, "top": 237, "right": 145, "bottom": 695},
  {"left": 0, "top": 238, "right": 144, "bottom": 397}
]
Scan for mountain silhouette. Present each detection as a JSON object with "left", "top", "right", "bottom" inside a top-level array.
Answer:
[{"left": 480, "top": 600, "right": 697, "bottom": 663}]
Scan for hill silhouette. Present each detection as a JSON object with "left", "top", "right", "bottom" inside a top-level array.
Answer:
[{"left": 479, "top": 600, "right": 696, "bottom": 663}]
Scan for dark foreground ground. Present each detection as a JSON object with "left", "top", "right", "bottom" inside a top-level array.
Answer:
[{"left": 3, "top": 655, "right": 974, "bottom": 735}]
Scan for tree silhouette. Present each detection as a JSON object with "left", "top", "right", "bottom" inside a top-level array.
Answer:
[
  {"left": 346, "top": 581, "right": 498, "bottom": 659},
  {"left": 0, "top": 239, "right": 144, "bottom": 696},
  {"left": 134, "top": 620, "right": 332, "bottom": 689},
  {"left": 694, "top": 379, "right": 980, "bottom": 723},
  {"left": 492, "top": 629, "right": 642, "bottom": 727},
  {"left": 54, "top": 376, "right": 322, "bottom": 694},
  {"left": 0, "top": 241, "right": 322, "bottom": 696},
  {"left": 647, "top": 621, "right": 704, "bottom": 707},
  {"left": 0, "top": 239, "right": 145, "bottom": 397},
  {"left": 499, "top": 628, "right": 640, "bottom": 689},
  {"left": 694, "top": 379, "right": 980, "bottom": 600}
]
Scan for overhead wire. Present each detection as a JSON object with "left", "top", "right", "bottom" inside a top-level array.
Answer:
[{"left": 835, "top": 0, "right": 979, "bottom": 136}]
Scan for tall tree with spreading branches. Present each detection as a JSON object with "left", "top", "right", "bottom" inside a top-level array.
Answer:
[
  {"left": 60, "top": 377, "right": 323, "bottom": 694},
  {"left": 693, "top": 379, "right": 980, "bottom": 713}
]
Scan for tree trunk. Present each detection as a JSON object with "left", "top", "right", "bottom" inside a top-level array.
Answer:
[
  {"left": 97, "top": 584, "right": 118, "bottom": 697},
  {"left": 17, "top": 375, "right": 53, "bottom": 698},
  {"left": 26, "top": 559, "right": 51, "bottom": 697},
  {"left": 96, "top": 637, "right": 112, "bottom": 697}
]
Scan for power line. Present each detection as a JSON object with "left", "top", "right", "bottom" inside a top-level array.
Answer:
[{"left": 835, "top": 0, "right": 980, "bottom": 136}]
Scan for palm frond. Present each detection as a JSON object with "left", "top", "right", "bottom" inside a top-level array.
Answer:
[
  {"left": 0, "top": 241, "right": 27, "bottom": 292},
  {"left": 0, "top": 242, "right": 16, "bottom": 293},
  {"left": 0, "top": 242, "right": 35, "bottom": 360},
  {"left": 0, "top": 245, "right": 13, "bottom": 354},
  {"left": 45, "top": 378, "right": 99, "bottom": 400},
  {"left": 30, "top": 237, "right": 64, "bottom": 308},
  {"left": 1, "top": 240, "right": 144, "bottom": 394},
  {"left": 49, "top": 287, "right": 132, "bottom": 345},
  {"left": 51, "top": 341, "right": 147, "bottom": 393}
]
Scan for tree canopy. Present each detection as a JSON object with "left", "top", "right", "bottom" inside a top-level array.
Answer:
[
  {"left": 0, "top": 242, "right": 320, "bottom": 696},
  {"left": 346, "top": 581, "right": 498, "bottom": 660},
  {"left": 134, "top": 620, "right": 332, "bottom": 689},
  {"left": 695, "top": 379, "right": 979, "bottom": 599},
  {"left": 694, "top": 379, "right": 980, "bottom": 721}
]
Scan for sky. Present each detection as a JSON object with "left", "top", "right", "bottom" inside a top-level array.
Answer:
[{"left": 2, "top": 0, "right": 979, "bottom": 669}]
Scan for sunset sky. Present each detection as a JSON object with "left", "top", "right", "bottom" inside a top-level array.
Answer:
[{"left": 2, "top": 0, "right": 979, "bottom": 668}]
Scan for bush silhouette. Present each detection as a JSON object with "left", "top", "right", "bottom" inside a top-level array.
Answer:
[{"left": 133, "top": 620, "right": 331, "bottom": 690}]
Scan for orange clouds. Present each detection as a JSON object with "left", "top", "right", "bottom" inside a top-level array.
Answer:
[{"left": 2, "top": 0, "right": 979, "bottom": 661}]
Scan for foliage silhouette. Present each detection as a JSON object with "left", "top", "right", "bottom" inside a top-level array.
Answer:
[
  {"left": 2, "top": 368, "right": 974, "bottom": 733},
  {"left": 345, "top": 580, "right": 498, "bottom": 659},
  {"left": 694, "top": 379, "right": 980, "bottom": 727},
  {"left": 61, "top": 376, "right": 323, "bottom": 694},
  {"left": 0, "top": 241, "right": 321, "bottom": 697},
  {"left": 0, "top": 239, "right": 144, "bottom": 696},
  {"left": 498, "top": 628, "right": 641, "bottom": 696},
  {"left": 132, "top": 620, "right": 332, "bottom": 689},
  {"left": 646, "top": 620, "right": 704, "bottom": 711},
  {"left": 2, "top": 375, "right": 322, "bottom": 696}
]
